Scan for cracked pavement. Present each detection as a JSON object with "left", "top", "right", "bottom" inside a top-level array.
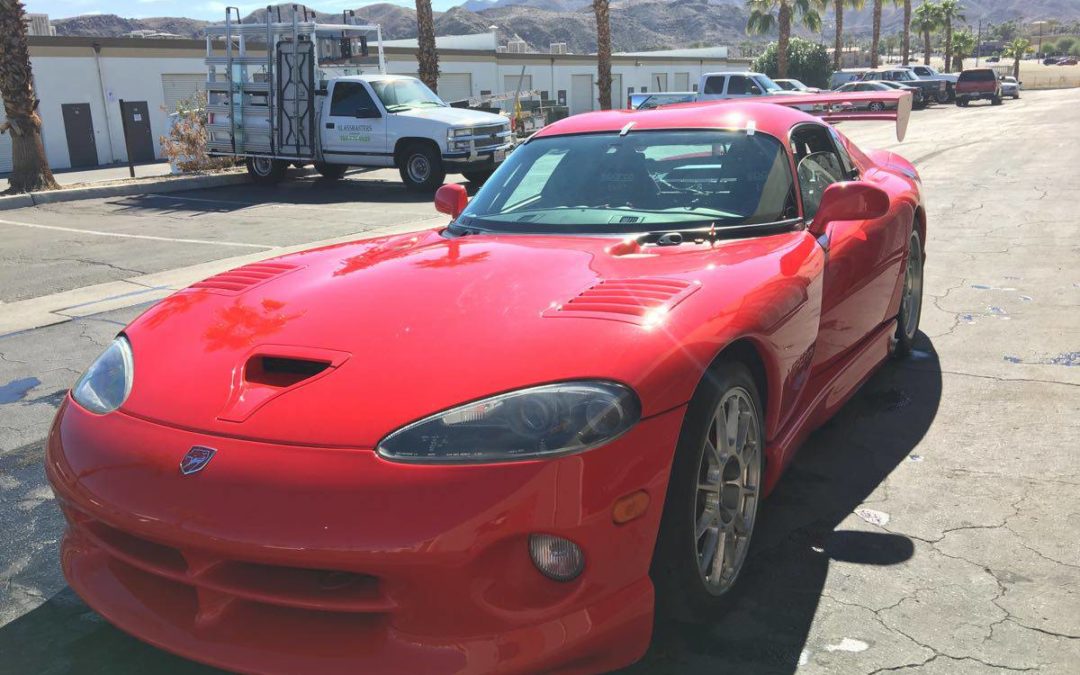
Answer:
[{"left": 1, "top": 90, "right": 1079, "bottom": 673}]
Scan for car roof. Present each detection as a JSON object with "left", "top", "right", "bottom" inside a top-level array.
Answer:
[{"left": 533, "top": 101, "right": 817, "bottom": 141}]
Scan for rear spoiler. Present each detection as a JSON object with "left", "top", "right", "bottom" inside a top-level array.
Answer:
[
  {"left": 685, "top": 91, "right": 913, "bottom": 142},
  {"left": 752, "top": 91, "right": 913, "bottom": 142}
]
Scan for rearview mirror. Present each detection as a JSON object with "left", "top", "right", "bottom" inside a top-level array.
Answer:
[
  {"left": 435, "top": 183, "right": 469, "bottom": 219},
  {"left": 808, "top": 182, "right": 890, "bottom": 237}
]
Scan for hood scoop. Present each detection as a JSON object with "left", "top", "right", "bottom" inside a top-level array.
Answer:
[
  {"left": 217, "top": 346, "right": 350, "bottom": 423},
  {"left": 190, "top": 261, "right": 300, "bottom": 295},
  {"left": 545, "top": 277, "right": 700, "bottom": 326}
]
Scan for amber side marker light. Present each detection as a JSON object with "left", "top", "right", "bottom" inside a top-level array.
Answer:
[{"left": 612, "top": 490, "right": 650, "bottom": 524}]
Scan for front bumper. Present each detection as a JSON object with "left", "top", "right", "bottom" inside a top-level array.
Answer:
[
  {"left": 443, "top": 142, "right": 514, "bottom": 171},
  {"left": 46, "top": 398, "right": 684, "bottom": 674}
]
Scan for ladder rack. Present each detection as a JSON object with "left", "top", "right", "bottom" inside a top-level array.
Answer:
[{"left": 204, "top": 6, "right": 385, "bottom": 160}]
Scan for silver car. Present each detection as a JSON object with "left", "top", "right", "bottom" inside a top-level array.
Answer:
[{"left": 1000, "top": 76, "right": 1021, "bottom": 99}]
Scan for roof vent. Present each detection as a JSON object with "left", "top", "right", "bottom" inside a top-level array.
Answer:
[
  {"left": 544, "top": 277, "right": 699, "bottom": 325},
  {"left": 189, "top": 261, "right": 299, "bottom": 295}
]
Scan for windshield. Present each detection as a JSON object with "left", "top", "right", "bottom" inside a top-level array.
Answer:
[
  {"left": 456, "top": 130, "right": 797, "bottom": 235},
  {"left": 370, "top": 78, "right": 446, "bottom": 111},
  {"left": 754, "top": 75, "right": 784, "bottom": 92}
]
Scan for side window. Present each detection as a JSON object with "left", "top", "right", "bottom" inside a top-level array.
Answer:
[
  {"left": 791, "top": 125, "right": 847, "bottom": 221},
  {"left": 330, "top": 82, "right": 378, "bottom": 117},
  {"left": 703, "top": 76, "right": 725, "bottom": 95},
  {"left": 828, "top": 127, "right": 857, "bottom": 179},
  {"left": 727, "top": 76, "right": 748, "bottom": 95}
]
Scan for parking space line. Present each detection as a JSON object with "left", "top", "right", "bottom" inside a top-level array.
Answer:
[{"left": 0, "top": 218, "right": 272, "bottom": 249}]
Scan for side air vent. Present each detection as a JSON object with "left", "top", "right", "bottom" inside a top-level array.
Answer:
[
  {"left": 517, "top": 214, "right": 539, "bottom": 222},
  {"left": 246, "top": 356, "right": 331, "bottom": 388},
  {"left": 544, "top": 277, "right": 700, "bottom": 325},
  {"left": 189, "top": 261, "right": 299, "bottom": 294},
  {"left": 614, "top": 215, "right": 641, "bottom": 224}
]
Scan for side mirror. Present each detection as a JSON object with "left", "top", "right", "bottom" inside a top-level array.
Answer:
[
  {"left": 435, "top": 183, "right": 469, "bottom": 219},
  {"left": 808, "top": 182, "right": 890, "bottom": 237}
]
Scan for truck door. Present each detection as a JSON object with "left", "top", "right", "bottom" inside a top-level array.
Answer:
[
  {"left": 322, "top": 81, "right": 391, "bottom": 165},
  {"left": 725, "top": 75, "right": 763, "bottom": 98}
]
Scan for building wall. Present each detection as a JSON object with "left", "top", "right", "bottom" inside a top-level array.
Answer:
[{"left": 12, "top": 36, "right": 747, "bottom": 172}]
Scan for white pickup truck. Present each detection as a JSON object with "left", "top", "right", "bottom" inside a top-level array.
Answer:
[
  {"left": 697, "top": 72, "right": 810, "bottom": 100},
  {"left": 204, "top": 13, "right": 511, "bottom": 191}
]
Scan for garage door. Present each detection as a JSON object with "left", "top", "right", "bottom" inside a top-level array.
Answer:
[
  {"left": 504, "top": 74, "right": 532, "bottom": 94},
  {"left": 0, "top": 100, "right": 11, "bottom": 174},
  {"left": 438, "top": 73, "right": 472, "bottom": 103},
  {"left": 161, "top": 74, "right": 205, "bottom": 114}
]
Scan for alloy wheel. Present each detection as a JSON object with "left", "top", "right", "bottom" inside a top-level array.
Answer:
[
  {"left": 900, "top": 232, "right": 924, "bottom": 343},
  {"left": 694, "top": 387, "right": 761, "bottom": 595}
]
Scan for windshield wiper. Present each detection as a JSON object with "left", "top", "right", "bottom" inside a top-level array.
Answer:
[{"left": 636, "top": 218, "right": 802, "bottom": 245}]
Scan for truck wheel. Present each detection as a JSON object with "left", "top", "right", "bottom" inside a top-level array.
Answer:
[
  {"left": 991, "top": 95, "right": 1002, "bottom": 106},
  {"left": 936, "top": 91, "right": 949, "bottom": 104},
  {"left": 315, "top": 162, "right": 348, "bottom": 180},
  {"left": 463, "top": 170, "right": 494, "bottom": 185},
  {"left": 247, "top": 157, "right": 286, "bottom": 185},
  {"left": 398, "top": 143, "right": 445, "bottom": 192}
]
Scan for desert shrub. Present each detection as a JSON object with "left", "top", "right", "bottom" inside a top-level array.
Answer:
[
  {"left": 159, "top": 91, "right": 233, "bottom": 173},
  {"left": 752, "top": 38, "right": 832, "bottom": 89}
]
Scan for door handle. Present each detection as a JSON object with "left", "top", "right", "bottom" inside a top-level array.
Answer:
[{"left": 325, "top": 122, "right": 335, "bottom": 129}]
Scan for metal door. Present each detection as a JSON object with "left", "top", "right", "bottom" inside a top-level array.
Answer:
[
  {"left": 120, "top": 100, "right": 155, "bottom": 163},
  {"left": 61, "top": 103, "right": 98, "bottom": 168},
  {"left": 570, "top": 74, "right": 594, "bottom": 115}
]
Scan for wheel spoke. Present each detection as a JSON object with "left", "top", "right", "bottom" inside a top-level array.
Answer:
[
  {"left": 735, "top": 411, "right": 751, "bottom": 455},
  {"left": 705, "top": 438, "right": 723, "bottom": 467},
  {"left": 696, "top": 509, "right": 717, "bottom": 539},
  {"left": 698, "top": 528, "right": 719, "bottom": 574},
  {"left": 711, "top": 529, "right": 728, "bottom": 580},
  {"left": 724, "top": 399, "right": 739, "bottom": 451}
]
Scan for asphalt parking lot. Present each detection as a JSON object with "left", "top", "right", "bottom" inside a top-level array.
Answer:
[{"left": 1, "top": 88, "right": 1078, "bottom": 674}]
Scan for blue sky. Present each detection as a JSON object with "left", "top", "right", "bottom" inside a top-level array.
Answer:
[{"left": 25, "top": 1, "right": 465, "bottom": 22}]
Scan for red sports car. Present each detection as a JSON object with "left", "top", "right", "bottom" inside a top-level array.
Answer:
[{"left": 47, "top": 94, "right": 925, "bottom": 674}]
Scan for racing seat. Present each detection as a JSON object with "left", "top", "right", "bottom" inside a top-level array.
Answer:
[{"left": 593, "top": 146, "right": 659, "bottom": 209}]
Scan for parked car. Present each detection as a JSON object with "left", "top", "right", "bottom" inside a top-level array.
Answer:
[
  {"left": 1043, "top": 57, "right": 1060, "bottom": 65},
  {"left": 862, "top": 80, "right": 927, "bottom": 108},
  {"left": 628, "top": 91, "right": 698, "bottom": 110},
  {"left": 834, "top": 81, "right": 907, "bottom": 110},
  {"left": 1058, "top": 57, "right": 1079, "bottom": 66},
  {"left": 829, "top": 68, "right": 873, "bottom": 89},
  {"left": 859, "top": 68, "right": 947, "bottom": 104},
  {"left": 697, "top": 71, "right": 801, "bottom": 99},
  {"left": 955, "top": 68, "right": 1004, "bottom": 106},
  {"left": 49, "top": 97, "right": 926, "bottom": 675},
  {"left": 1000, "top": 76, "right": 1021, "bottom": 99},
  {"left": 986, "top": 56, "right": 1000, "bottom": 63},
  {"left": 774, "top": 78, "right": 822, "bottom": 93},
  {"left": 900, "top": 64, "right": 957, "bottom": 101}
]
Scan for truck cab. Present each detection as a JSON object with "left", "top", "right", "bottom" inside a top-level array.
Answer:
[
  {"left": 698, "top": 72, "right": 797, "bottom": 100},
  {"left": 320, "top": 76, "right": 512, "bottom": 190}
]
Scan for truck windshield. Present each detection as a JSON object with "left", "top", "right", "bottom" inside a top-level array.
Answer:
[
  {"left": 456, "top": 130, "right": 798, "bottom": 235},
  {"left": 754, "top": 75, "right": 784, "bottom": 92},
  {"left": 371, "top": 79, "right": 446, "bottom": 112}
]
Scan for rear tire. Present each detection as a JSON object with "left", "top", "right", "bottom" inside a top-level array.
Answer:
[
  {"left": 991, "top": 95, "right": 1002, "bottom": 106},
  {"left": 246, "top": 157, "right": 286, "bottom": 185},
  {"left": 398, "top": 142, "right": 445, "bottom": 192},
  {"left": 315, "top": 162, "right": 348, "bottom": 180},
  {"left": 652, "top": 361, "right": 764, "bottom": 622},
  {"left": 894, "top": 229, "right": 924, "bottom": 359},
  {"left": 462, "top": 169, "right": 494, "bottom": 185},
  {"left": 936, "top": 91, "right": 949, "bottom": 104}
]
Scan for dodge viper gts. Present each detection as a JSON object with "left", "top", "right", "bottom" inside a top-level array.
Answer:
[{"left": 47, "top": 92, "right": 924, "bottom": 674}]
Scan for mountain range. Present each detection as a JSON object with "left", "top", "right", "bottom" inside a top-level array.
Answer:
[{"left": 49, "top": 1, "right": 1080, "bottom": 55}]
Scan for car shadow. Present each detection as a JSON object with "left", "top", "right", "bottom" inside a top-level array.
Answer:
[
  {"left": 0, "top": 335, "right": 940, "bottom": 675},
  {"left": 620, "top": 332, "right": 942, "bottom": 674}
]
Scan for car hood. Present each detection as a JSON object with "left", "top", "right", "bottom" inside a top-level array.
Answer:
[
  {"left": 391, "top": 105, "right": 506, "bottom": 129},
  {"left": 120, "top": 229, "right": 814, "bottom": 447}
]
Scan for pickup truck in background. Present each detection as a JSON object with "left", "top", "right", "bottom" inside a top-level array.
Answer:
[
  {"left": 858, "top": 69, "right": 947, "bottom": 105},
  {"left": 204, "top": 13, "right": 511, "bottom": 191},
  {"left": 902, "top": 65, "right": 958, "bottom": 101},
  {"left": 954, "top": 68, "right": 1004, "bottom": 106},
  {"left": 697, "top": 72, "right": 810, "bottom": 100}
]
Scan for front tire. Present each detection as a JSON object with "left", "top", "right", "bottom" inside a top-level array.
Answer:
[
  {"left": 991, "top": 94, "right": 1003, "bottom": 105},
  {"left": 894, "top": 229, "right": 924, "bottom": 358},
  {"left": 315, "top": 162, "right": 348, "bottom": 180},
  {"left": 398, "top": 143, "right": 445, "bottom": 192},
  {"left": 246, "top": 157, "right": 286, "bottom": 185},
  {"left": 936, "top": 90, "right": 949, "bottom": 104},
  {"left": 652, "top": 361, "right": 764, "bottom": 621}
]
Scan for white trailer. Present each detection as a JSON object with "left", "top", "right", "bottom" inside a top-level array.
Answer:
[{"left": 204, "top": 8, "right": 512, "bottom": 191}]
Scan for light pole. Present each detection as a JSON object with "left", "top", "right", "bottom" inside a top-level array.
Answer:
[{"left": 1032, "top": 20, "right": 1047, "bottom": 58}]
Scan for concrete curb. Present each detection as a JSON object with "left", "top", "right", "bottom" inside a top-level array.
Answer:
[{"left": 0, "top": 171, "right": 250, "bottom": 211}]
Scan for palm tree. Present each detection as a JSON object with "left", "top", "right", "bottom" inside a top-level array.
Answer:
[
  {"left": 746, "top": 0, "right": 824, "bottom": 78},
  {"left": 949, "top": 29, "right": 976, "bottom": 70},
  {"left": 594, "top": 0, "right": 612, "bottom": 109},
  {"left": 0, "top": 0, "right": 58, "bottom": 193},
  {"left": 825, "top": 0, "right": 866, "bottom": 71},
  {"left": 1001, "top": 37, "right": 1031, "bottom": 79},
  {"left": 414, "top": 0, "right": 439, "bottom": 92},
  {"left": 938, "top": 0, "right": 964, "bottom": 72},
  {"left": 911, "top": 2, "right": 940, "bottom": 66},
  {"left": 871, "top": 0, "right": 883, "bottom": 67},
  {"left": 901, "top": 0, "right": 913, "bottom": 63}
]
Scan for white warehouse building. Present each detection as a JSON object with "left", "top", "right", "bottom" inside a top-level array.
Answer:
[{"left": 2, "top": 33, "right": 747, "bottom": 174}]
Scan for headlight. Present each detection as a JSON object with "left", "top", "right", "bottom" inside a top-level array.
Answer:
[
  {"left": 72, "top": 336, "right": 134, "bottom": 414},
  {"left": 450, "top": 127, "right": 474, "bottom": 138},
  {"left": 377, "top": 381, "right": 641, "bottom": 463}
]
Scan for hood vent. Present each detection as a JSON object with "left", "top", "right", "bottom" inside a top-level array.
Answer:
[
  {"left": 189, "top": 261, "right": 299, "bottom": 295},
  {"left": 545, "top": 277, "right": 700, "bottom": 325}
]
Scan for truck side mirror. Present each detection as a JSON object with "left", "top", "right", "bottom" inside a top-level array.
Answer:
[
  {"left": 435, "top": 184, "right": 469, "bottom": 218},
  {"left": 808, "top": 182, "right": 890, "bottom": 237}
]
